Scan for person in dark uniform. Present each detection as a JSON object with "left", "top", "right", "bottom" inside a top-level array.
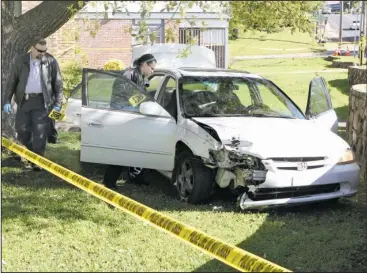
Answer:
[
  {"left": 103, "top": 53, "right": 157, "bottom": 189},
  {"left": 3, "top": 38, "right": 63, "bottom": 171}
]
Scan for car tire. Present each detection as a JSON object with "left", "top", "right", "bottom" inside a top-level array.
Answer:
[{"left": 174, "top": 150, "right": 214, "bottom": 204}]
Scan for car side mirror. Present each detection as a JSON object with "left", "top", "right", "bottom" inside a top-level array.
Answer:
[{"left": 139, "top": 101, "right": 171, "bottom": 117}]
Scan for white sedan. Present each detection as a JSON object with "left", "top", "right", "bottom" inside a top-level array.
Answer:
[{"left": 65, "top": 46, "right": 360, "bottom": 210}]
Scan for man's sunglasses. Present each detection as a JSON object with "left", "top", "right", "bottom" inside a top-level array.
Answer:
[{"left": 35, "top": 48, "right": 47, "bottom": 53}]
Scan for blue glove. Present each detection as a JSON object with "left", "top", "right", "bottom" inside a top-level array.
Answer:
[
  {"left": 3, "top": 104, "right": 11, "bottom": 113},
  {"left": 53, "top": 106, "right": 61, "bottom": 112}
]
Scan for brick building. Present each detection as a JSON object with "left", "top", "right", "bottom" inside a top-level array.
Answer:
[{"left": 22, "top": 1, "right": 230, "bottom": 68}]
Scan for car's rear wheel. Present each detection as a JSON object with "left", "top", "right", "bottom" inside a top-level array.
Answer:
[{"left": 174, "top": 150, "right": 214, "bottom": 204}]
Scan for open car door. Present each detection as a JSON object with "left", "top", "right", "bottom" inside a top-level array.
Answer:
[
  {"left": 65, "top": 83, "right": 82, "bottom": 126},
  {"left": 305, "top": 76, "right": 338, "bottom": 134},
  {"left": 80, "top": 68, "right": 176, "bottom": 171}
]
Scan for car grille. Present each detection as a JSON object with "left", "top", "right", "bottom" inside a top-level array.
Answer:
[
  {"left": 269, "top": 157, "right": 327, "bottom": 171},
  {"left": 248, "top": 183, "right": 340, "bottom": 201}
]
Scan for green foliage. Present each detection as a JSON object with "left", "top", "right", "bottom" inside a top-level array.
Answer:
[
  {"left": 229, "top": 1, "right": 323, "bottom": 37},
  {"left": 60, "top": 60, "right": 83, "bottom": 98},
  {"left": 103, "top": 59, "right": 125, "bottom": 71}
]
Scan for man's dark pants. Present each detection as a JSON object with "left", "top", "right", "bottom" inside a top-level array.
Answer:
[
  {"left": 15, "top": 94, "right": 50, "bottom": 156},
  {"left": 48, "top": 118, "right": 58, "bottom": 143}
]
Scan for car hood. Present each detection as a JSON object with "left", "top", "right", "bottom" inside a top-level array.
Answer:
[{"left": 192, "top": 117, "right": 349, "bottom": 159}]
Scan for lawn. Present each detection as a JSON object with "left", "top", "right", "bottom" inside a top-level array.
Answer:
[
  {"left": 230, "top": 28, "right": 326, "bottom": 56},
  {"left": 232, "top": 58, "right": 350, "bottom": 120},
  {"left": 2, "top": 131, "right": 367, "bottom": 272}
]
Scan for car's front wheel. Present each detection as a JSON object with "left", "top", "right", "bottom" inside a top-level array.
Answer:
[{"left": 174, "top": 150, "right": 214, "bottom": 204}]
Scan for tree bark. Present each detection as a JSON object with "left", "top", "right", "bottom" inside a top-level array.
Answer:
[{"left": 1, "top": 1, "right": 88, "bottom": 139}]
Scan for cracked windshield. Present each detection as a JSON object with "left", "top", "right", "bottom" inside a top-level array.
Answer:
[{"left": 180, "top": 76, "right": 305, "bottom": 119}]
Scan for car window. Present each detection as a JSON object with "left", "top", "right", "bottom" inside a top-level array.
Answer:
[
  {"left": 157, "top": 76, "right": 177, "bottom": 117},
  {"left": 85, "top": 70, "right": 152, "bottom": 112},
  {"left": 256, "top": 83, "right": 293, "bottom": 116},
  {"left": 307, "top": 77, "right": 331, "bottom": 116},
  {"left": 180, "top": 76, "right": 304, "bottom": 119},
  {"left": 147, "top": 75, "right": 165, "bottom": 98},
  {"left": 69, "top": 84, "right": 82, "bottom": 100},
  {"left": 233, "top": 81, "right": 253, "bottom": 106}
]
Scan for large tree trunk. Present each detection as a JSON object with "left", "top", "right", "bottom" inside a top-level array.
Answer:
[{"left": 1, "top": 1, "right": 87, "bottom": 139}]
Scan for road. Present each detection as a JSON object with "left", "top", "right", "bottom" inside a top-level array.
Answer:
[{"left": 325, "top": 14, "right": 362, "bottom": 42}]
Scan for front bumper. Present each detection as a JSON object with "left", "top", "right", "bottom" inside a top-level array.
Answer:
[{"left": 239, "top": 162, "right": 360, "bottom": 210}]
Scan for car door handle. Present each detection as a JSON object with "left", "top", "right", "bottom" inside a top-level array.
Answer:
[
  {"left": 74, "top": 112, "right": 81, "bottom": 117},
  {"left": 87, "top": 121, "right": 103, "bottom": 128}
]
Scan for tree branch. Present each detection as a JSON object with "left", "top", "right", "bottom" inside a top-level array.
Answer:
[{"left": 15, "top": 1, "right": 88, "bottom": 49}]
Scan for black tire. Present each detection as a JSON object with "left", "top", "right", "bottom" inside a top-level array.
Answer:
[{"left": 174, "top": 150, "right": 214, "bottom": 204}]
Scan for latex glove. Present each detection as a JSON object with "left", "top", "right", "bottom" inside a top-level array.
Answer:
[
  {"left": 3, "top": 104, "right": 11, "bottom": 113},
  {"left": 53, "top": 106, "right": 61, "bottom": 112}
]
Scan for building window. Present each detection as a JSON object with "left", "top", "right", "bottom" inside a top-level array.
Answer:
[
  {"left": 132, "top": 19, "right": 163, "bottom": 46},
  {"left": 179, "top": 28, "right": 201, "bottom": 45}
]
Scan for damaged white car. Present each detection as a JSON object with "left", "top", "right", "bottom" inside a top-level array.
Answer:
[{"left": 66, "top": 46, "right": 360, "bottom": 209}]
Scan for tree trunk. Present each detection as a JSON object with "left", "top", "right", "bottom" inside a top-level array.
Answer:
[{"left": 1, "top": 1, "right": 88, "bottom": 139}]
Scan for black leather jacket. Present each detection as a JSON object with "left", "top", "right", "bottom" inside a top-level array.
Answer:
[{"left": 5, "top": 53, "right": 63, "bottom": 108}]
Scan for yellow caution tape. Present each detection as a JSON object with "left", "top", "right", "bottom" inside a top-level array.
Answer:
[
  {"left": 1, "top": 136, "right": 291, "bottom": 273},
  {"left": 128, "top": 94, "right": 146, "bottom": 107}
]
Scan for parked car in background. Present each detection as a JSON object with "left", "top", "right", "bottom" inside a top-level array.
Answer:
[
  {"left": 322, "top": 7, "right": 332, "bottom": 14},
  {"left": 65, "top": 44, "right": 360, "bottom": 210},
  {"left": 349, "top": 21, "right": 360, "bottom": 30}
]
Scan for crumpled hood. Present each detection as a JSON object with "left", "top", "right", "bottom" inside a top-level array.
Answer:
[{"left": 192, "top": 117, "right": 349, "bottom": 159}]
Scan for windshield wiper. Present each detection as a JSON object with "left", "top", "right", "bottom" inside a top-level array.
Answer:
[
  {"left": 250, "top": 113, "right": 296, "bottom": 119},
  {"left": 189, "top": 113, "right": 222, "bottom": 118}
]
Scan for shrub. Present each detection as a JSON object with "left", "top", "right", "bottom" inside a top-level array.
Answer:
[
  {"left": 103, "top": 59, "right": 125, "bottom": 71},
  {"left": 60, "top": 60, "right": 83, "bottom": 98}
]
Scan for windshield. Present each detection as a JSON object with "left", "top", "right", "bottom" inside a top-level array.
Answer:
[{"left": 179, "top": 76, "right": 305, "bottom": 119}]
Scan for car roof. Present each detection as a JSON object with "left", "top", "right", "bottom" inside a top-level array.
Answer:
[{"left": 154, "top": 67, "right": 264, "bottom": 79}]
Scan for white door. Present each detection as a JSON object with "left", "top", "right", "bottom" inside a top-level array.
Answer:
[
  {"left": 305, "top": 76, "right": 338, "bottom": 134},
  {"left": 80, "top": 68, "right": 177, "bottom": 171},
  {"left": 65, "top": 83, "right": 82, "bottom": 126}
]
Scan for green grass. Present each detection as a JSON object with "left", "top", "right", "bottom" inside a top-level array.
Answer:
[
  {"left": 2, "top": 132, "right": 366, "bottom": 272},
  {"left": 232, "top": 58, "right": 350, "bottom": 120},
  {"left": 230, "top": 28, "right": 325, "bottom": 56}
]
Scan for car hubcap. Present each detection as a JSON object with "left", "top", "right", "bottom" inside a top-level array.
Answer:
[{"left": 177, "top": 160, "right": 194, "bottom": 199}]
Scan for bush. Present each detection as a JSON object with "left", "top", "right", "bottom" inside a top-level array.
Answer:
[
  {"left": 103, "top": 59, "right": 125, "bottom": 71},
  {"left": 60, "top": 60, "right": 83, "bottom": 98}
]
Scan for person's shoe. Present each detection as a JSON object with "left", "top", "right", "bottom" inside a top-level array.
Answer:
[
  {"left": 48, "top": 138, "right": 58, "bottom": 144},
  {"left": 31, "top": 163, "right": 42, "bottom": 172},
  {"left": 13, "top": 155, "right": 28, "bottom": 164}
]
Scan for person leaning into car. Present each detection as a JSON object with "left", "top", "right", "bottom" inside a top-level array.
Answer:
[
  {"left": 3, "top": 37, "right": 63, "bottom": 171},
  {"left": 103, "top": 53, "right": 157, "bottom": 190}
]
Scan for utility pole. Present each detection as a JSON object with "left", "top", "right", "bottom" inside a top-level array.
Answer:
[
  {"left": 339, "top": 0, "right": 343, "bottom": 46},
  {"left": 363, "top": 0, "right": 367, "bottom": 34}
]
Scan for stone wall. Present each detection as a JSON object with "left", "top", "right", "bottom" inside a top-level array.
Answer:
[
  {"left": 347, "top": 84, "right": 367, "bottom": 181},
  {"left": 332, "top": 60, "right": 358, "bottom": 68},
  {"left": 348, "top": 66, "right": 367, "bottom": 86}
]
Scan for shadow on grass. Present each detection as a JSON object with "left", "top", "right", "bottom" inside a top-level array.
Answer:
[
  {"left": 335, "top": 105, "right": 350, "bottom": 121},
  {"left": 236, "top": 37, "right": 312, "bottom": 46},
  {"left": 193, "top": 195, "right": 367, "bottom": 272},
  {"left": 328, "top": 78, "right": 350, "bottom": 95}
]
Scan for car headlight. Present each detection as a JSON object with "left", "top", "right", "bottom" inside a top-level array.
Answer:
[{"left": 337, "top": 149, "right": 356, "bottom": 165}]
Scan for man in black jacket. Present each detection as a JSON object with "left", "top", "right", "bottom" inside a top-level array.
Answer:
[{"left": 3, "top": 38, "right": 63, "bottom": 170}]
